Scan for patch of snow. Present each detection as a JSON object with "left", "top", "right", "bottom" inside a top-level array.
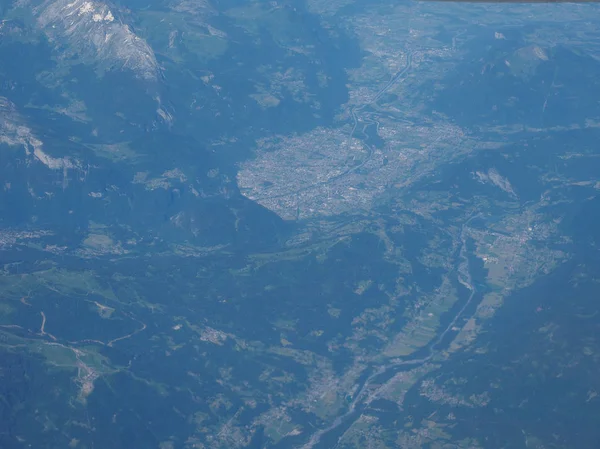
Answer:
[{"left": 36, "top": 0, "right": 159, "bottom": 80}]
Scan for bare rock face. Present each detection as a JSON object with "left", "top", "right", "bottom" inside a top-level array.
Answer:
[
  {"left": 32, "top": 0, "right": 160, "bottom": 81},
  {"left": 0, "top": 97, "right": 41, "bottom": 154},
  {"left": 0, "top": 97, "right": 78, "bottom": 170}
]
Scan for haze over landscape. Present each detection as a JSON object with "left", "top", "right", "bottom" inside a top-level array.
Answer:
[{"left": 1, "top": 0, "right": 600, "bottom": 448}]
